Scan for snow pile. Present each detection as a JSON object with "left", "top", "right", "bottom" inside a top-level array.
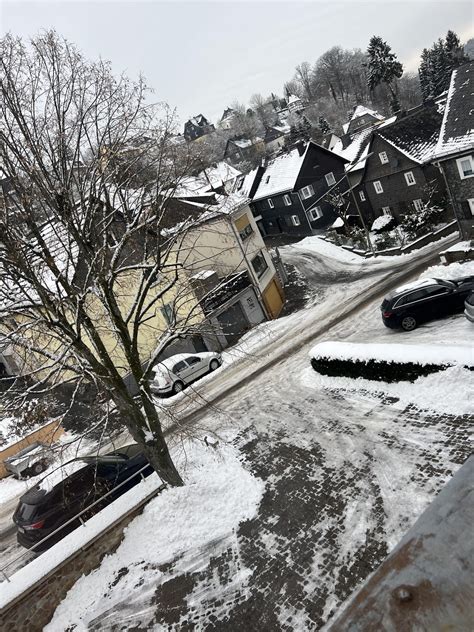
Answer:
[
  {"left": 45, "top": 440, "right": 264, "bottom": 630},
  {"left": 285, "top": 236, "right": 362, "bottom": 264},
  {"left": 420, "top": 259, "right": 474, "bottom": 281},
  {"left": 309, "top": 341, "right": 473, "bottom": 367},
  {"left": 302, "top": 364, "right": 474, "bottom": 416},
  {"left": 371, "top": 214, "right": 394, "bottom": 232},
  {"left": 441, "top": 241, "right": 474, "bottom": 254}
]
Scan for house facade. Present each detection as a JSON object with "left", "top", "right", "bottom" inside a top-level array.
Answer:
[
  {"left": 361, "top": 105, "right": 445, "bottom": 222},
  {"left": 249, "top": 142, "right": 350, "bottom": 237},
  {"left": 175, "top": 197, "right": 286, "bottom": 330},
  {"left": 183, "top": 115, "right": 215, "bottom": 142},
  {"left": 431, "top": 61, "right": 474, "bottom": 239},
  {"left": 224, "top": 137, "right": 265, "bottom": 167}
]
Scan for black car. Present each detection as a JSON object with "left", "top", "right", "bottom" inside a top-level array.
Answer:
[
  {"left": 381, "top": 276, "right": 474, "bottom": 331},
  {"left": 13, "top": 444, "right": 153, "bottom": 551}
]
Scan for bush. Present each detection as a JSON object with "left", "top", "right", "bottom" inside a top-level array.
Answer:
[{"left": 311, "top": 356, "right": 451, "bottom": 383}]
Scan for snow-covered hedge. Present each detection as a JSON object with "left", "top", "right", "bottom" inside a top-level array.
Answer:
[
  {"left": 371, "top": 214, "right": 395, "bottom": 232},
  {"left": 309, "top": 342, "right": 473, "bottom": 383}
]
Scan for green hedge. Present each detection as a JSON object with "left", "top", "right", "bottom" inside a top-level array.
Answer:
[{"left": 310, "top": 356, "right": 452, "bottom": 383}]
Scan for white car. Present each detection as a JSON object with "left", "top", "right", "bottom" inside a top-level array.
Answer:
[{"left": 150, "top": 352, "right": 222, "bottom": 396}]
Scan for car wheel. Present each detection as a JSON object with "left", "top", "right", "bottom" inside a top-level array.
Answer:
[
  {"left": 401, "top": 315, "right": 417, "bottom": 331},
  {"left": 209, "top": 359, "right": 220, "bottom": 371},
  {"left": 173, "top": 380, "right": 184, "bottom": 394},
  {"left": 31, "top": 461, "right": 46, "bottom": 476}
]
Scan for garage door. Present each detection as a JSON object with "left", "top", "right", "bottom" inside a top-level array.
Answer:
[{"left": 216, "top": 302, "right": 249, "bottom": 345}]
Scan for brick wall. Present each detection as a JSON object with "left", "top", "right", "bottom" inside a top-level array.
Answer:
[{"left": 0, "top": 487, "right": 162, "bottom": 631}]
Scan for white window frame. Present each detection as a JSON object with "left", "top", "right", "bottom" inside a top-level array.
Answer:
[
  {"left": 382, "top": 206, "right": 391, "bottom": 215},
  {"left": 268, "top": 198, "right": 274, "bottom": 208},
  {"left": 379, "top": 151, "right": 389, "bottom": 164},
  {"left": 291, "top": 215, "right": 301, "bottom": 226},
  {"left": 308, "top": 206, "right": 322, "bottom": 222},
  {"left": 300, "top": 184, "right": 314, "bottom": 200},
  {"left": 373, "top": 181, "right": 383, "bottom": 194},
  {"left": 283, "top": 194, "right": 292, "bottom": 206},
  {"left": 413, "top": 199, "right": 424, "bottom": 211},
  {"left": 468, "top": 199, "right": 474, "bottom": 216},
  {"left": 456, "top": 155, "right": 474, "bottom": 179},
  {"left": 404, "top": 171, "right": 416, "bottom": 186},
  {"left": 359, "top": 190, "right": 366, "bottom": 201},
  {"left": 325, "top": 172, "right": 336, "bottom": 186}
]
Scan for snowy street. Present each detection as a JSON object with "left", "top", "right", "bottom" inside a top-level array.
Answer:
[{"left": 42, "top": 236, "right": 473, "bottom": 630}]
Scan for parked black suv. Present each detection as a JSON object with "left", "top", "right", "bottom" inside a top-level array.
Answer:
[
  {"left": 381, "top": 276, "right": 474, "bottom": 331},
  {"left": 13, "top": 444, "right": 153, "bottom": 551}
]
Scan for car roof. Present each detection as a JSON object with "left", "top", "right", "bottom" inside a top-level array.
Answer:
[{"left": 153, "top": 352, "right": 209, "bottom": 371}]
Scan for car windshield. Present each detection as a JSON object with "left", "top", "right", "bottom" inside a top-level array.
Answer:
[{"left": 16, "top": 502, "right": 41, "bottom": 521}]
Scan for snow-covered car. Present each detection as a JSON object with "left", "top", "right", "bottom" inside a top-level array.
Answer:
[
  {"left": 381, "top": 276, "right": 474, "bottom": 331},
  {"left": 464, "top": 291, "right": 474, "bottom": 323},
  {"left": 4, "top": 442, "right": 52, "bottom": 478},
  {"left": 150, "top": 352, "right": 222, "bottom": 396}
]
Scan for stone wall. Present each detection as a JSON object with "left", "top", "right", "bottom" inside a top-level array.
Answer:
[{"left": 0, "top": 486, "right": 163, "bottom": 631}]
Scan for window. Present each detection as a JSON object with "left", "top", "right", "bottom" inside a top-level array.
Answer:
[
  {"left": 413, "top": 199, "right": 424, "bottom": 211},
  {"left": 172, "top": 361, "right": 187, "bottom": 373},
  {"left": 239, "top": 223, "right": 253, "bottom": 241},
  {"left": 300, "top": 184, "right": 314, "bottom": 199},
  {"left": 468, "top": 199, "right": 474, "bottom": 216},
  {"left": 283, "top": 194, "right": 292, "bottom": 206},
  {"left": 268, "top": 198, "right": 274, "bottom": 208},
  {"left": 251, "top": 251, "right": 269, "bottom": 278},
  {"left": 379, "top": 151, "right": 389, "bottom": 164},
  {"left": 161, "top": 303, "right": 174, "bottom": 325},
  {"left": 456, "top": 155, "right": 474, "bottom": 179},
  {"left": 373, "top": 181, "right": 383, "bottom": 194},
  {"left": 382, "top": 206, "right": 391, "bottom": 215},
  {"left": 404, "top": 171, "right": 416, "bottom": 186},
  {"left": 308, "top": 207, "right": 322, "bottom": 221},
  {"left": 359, "top": 190, "right": 366, "bottom": 202},
  {"left": 291, "top": 214, "right": 301, "bottom": 226},
  {"left": 325, "top": 172, "right": 336, "bottom": 186},
  {"left": 424, "top": 286, "right": 449, "bottom": 298},
  {"left": 186, "top": 356, "right": 201, "bottom": 366}
]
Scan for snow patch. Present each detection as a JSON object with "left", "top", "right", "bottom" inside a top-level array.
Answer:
[{"left": 46, "top": 440, "right": 264, "bottom": 631}]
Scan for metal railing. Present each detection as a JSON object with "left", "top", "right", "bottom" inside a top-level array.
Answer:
[{"left": 0, "top": 464, "right": 165, "bottom": 582}]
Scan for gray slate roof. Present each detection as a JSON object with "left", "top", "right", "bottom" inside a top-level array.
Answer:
[{"left": 434, "top": 61, "right": 474, "bottom": 159}]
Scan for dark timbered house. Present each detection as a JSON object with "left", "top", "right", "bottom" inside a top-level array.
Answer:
[
  {"left": 249, "top": 142, "right": 350, "bottom": 237},
  {"left": 431, "top": 61, "right": 474, "bottom": 239}
]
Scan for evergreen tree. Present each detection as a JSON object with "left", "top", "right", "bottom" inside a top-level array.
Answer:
[
  {"left": 366, "top": 36, "right": 403, "bottom": 113},
  {"left": 318, "top": 116, "right": 331, "bottom": 134},
  {"left": 418, "top": 30, "right": 470, "bottom": 100},
  {"left": 418, "top": 48, "right": 434, "bottom": 101},
  {"left": 445, "top": 30, "right": 470, "bottom": 72}
]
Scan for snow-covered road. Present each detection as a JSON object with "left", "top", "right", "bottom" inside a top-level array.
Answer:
[{"left": 41, "top": 235, "right": 473, "bottom": 631}]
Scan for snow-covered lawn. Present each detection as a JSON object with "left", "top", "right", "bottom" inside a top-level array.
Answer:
[{"left": 45, "top": 439, "right": 264, "bottom": 631}]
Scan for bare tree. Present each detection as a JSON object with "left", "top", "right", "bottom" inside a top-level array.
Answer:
[{"left": 0, "top": 31, "right": 234, "bottom": 486}]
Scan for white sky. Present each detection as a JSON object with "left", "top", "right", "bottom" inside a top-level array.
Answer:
[{"left": 2, "top": 1, "right": 473, "bottom": 126}]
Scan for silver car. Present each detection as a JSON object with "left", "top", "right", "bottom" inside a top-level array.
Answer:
[
  {"left": 151, "top": 351, "right": 222, "bottom": 396},
  {"left": 464, "top": 291, "right": 474, "bottom": 322}
]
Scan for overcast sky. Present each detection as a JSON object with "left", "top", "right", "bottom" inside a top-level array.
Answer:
[{"left": 2, "top": 1, "right": 473, "bottom": 126}]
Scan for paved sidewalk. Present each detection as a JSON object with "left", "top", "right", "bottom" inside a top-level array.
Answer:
[{"left": 88, "top": 388, "right": 473, "bottom": 631}]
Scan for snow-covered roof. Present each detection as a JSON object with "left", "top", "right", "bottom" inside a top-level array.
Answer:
[
  {"left": 288, "top": 94, "right": 301, "bottom": 104},
  {"left": 252, "top": 146, "right": 309, "bottom": 200},
  {"left": 350, "top": 105, "right": 384, "bottom": 122},
  {"left": 233, "top": 168, "right": 260, "bottom": 198},
  {"left": 376, "top": 106, "right": 443, "bottom": 164},
  {"left": 332, "top": 126, "right": 373, "bottom": 171},
  {"left": 173, "top": 162, "right": 241, "bottom": 198},
  {"left": 190, "top": 269, "right": 216, "bottom": 281},
  {"left": 433, "top": 61, "right": 474, "bottom": 160}
]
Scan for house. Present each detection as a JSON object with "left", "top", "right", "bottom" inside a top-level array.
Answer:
[
  {"left": 287, "top": 94, "right": 304, "bottom": 114},
  {"left": 360, "top": 104, "right": 445, "bottom": 222},
  {"left": 264, "top": 123, "right": 291, "bottom": 154},
  {"left": 224, "top": 137, "right": 265, "bottom": 167},
  {"left": 183, "top": 114, "right": 215, "bottom": 142},
  {"left": 343, "top": 105, "right": 385, "bottom": 136},
  {"left": 431, "top": 61, "right": 474, "bottom": 239},
  {"left": 249, "top": 141, "right": 350, "bottom": 237},
  {"left": 171, "top": 195, "right": 286, "bottom": 345},
  {"left": 219, "top": 107, "right": 236, "bottom": 130}
]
